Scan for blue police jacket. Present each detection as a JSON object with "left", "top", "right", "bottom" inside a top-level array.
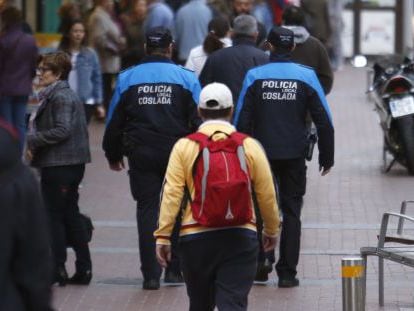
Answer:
[
  {"left": 103, "top": 56, "right": 201, "bottom": 163},
  {"left": 234, "top": 54, "right": 334, "bottom": 168}
]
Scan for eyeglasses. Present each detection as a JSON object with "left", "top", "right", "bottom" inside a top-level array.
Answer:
[{"left": 37, "top": 66, "right": 51, "bottom": 74}]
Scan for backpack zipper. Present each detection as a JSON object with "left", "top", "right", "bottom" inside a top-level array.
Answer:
[
  {"left": 221, "top": 152, "right": 234, "bottom": 220},
  {"left": 221, "top": 151, "right": 229, "bottom": 181}
]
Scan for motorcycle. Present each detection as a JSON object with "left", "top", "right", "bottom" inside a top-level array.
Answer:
[{"left": 364, "top": 55, "right": 414, "bottom": 175}]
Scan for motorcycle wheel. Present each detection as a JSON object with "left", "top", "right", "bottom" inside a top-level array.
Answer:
[
  {"left": 381, "top": 137, "right": 392, "bottom": 173},
  {"left": 396, "top": 115, "right": 414, "bottom": 175}
]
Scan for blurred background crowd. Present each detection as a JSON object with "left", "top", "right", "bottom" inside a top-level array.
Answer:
[{"left": 0, "top": 0, "right": 346, "bottom": 121}]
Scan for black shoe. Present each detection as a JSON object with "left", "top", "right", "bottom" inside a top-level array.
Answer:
[
  {"left": 143, "top": 279, "right": 160, "bottom": 290},
  {"left": 278, "top": 277, "right": 299, "bottom": 288},
  {"left": 255, "top": 259, "right": 273, "bottom": 282},
  {"left": 164, "top": 270, "right": 184, "bottom": 284},
  {"left": 68, "top": 270, "right": 92, "bottom": 285},
  {"left": 54, "top": 266, "right": 69, "bottom": 287}
]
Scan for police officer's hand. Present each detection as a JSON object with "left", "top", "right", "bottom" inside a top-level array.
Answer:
[
  {"left": 319, "top": 166, "right": 331, "bottom": 176},
  {"left": 262, "top": 234, "right": 277, "bottom": 252},
  {"left": 156, "top": 244, "right": 171, "bottom": 268},
  {"left": 109, "top": 160, "right": 125, "bottom": 171}
]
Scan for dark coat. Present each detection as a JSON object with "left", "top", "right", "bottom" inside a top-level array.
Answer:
[
  {"left": 234, "top": 56, "right": 334, "bottom": 168},
  {"left": 103, "top": 56, "right": 201, "bottom": 164},
  {"left": 0, "top": 25, "right": 38, "bottom": 96},
  {"left": 199, "top": 36, "right": 269, "bottom": 108},
  {"left": 285, "top": 25, "right": 333, "bottom": 94},
  {"left": 301, "top": 0, "right": 331, "bottom": 44},
  {"left": 27, "top": 81, "right": 91, "bottom": 168},
  {"left": 0, "top": 120, "right": 53, "bottom": 311}
]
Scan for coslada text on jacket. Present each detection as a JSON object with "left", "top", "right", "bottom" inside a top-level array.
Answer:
[
  {"left": 262, "top": 80, "right": 297, "bottom": 100},
  {"left": 137, "top": 84, "right": 172, "bottom": 105}
]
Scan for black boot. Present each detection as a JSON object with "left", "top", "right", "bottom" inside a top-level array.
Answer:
[
  {"left": 68, "top": 270, "right": 92, "bottom": 285},
  {"left": 54, "top": 266, "right": 69, "bottom": 287}
]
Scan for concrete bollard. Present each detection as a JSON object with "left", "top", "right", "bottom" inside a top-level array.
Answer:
[{"left": 342, "top": 257, "right": 365, "bottom": 311}]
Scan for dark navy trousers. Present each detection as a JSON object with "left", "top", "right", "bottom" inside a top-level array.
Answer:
[
  {"left": 271, "top": 158, "right": 307, "bottom": 279},
  {"left": 180, "top": 230, "right": 258, "bottom": 311},
  {"left": 127, "top": 146, "right": 181, "bottom": 281}
]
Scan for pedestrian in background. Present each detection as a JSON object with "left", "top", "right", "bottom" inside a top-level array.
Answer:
[
  {"left": 282, "top": 5, "right": 333, "bottom": 94},
  {"left": 327, "top": 0, "right": 344, "bottom": 71},
  {"left": 200, "top": 14, "right": 268, "bottom": 109},
  {"left": 252, "top": 0, "right": 273, "bottom": 33},
  {"left": 0, "top": 118, "right": 53, "bottom": 311},
  {"left": 119, "top": 0, "right": 147, "bottom": 69},
  {"left": 0, "top": 0, "right": 32, "bottom": 33},
  {"left": 235, "top": 27, "right": 334, "bottom": 287},
  {"left": 103, "top": 27, "right": 201, "bottom": 290},
  {"left": 26, "top": 52, "right": 92, "bottom": 287},
  {"left": 0, "top": 6, "right": 37, "bottom": 152},
  {"left": 301, "top": 0, "right": 331, "bottom": 46},
  {"left": 88, "top": 0, "right": 126, "bottom": 119},
  {"left": 144, "top": 0, "right": 174, "bottom": 34},
  {"left": 185, "top": 16, "right": 231, "bottom": 76},
  {"left": 155, "top": 82, "right": 280, "bottom": 311},
  {"left": 230, "top": 0, "right": 266, "bottom": 45},
  {"left": 59, "top": 19, "right": 103, "bottom": 124},
  {"left": 57, "top": 2, "right": 82, "bottom": 34},
  {"left": 174, "top": 0, "right": 212, "bottom": 64}
]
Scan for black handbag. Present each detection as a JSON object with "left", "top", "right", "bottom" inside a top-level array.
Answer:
[{"left": 67, "top": 213, "right": 94, "bottom": 247}]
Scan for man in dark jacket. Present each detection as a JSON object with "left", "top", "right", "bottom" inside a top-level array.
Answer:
[
  {"left": 301, "top": 0, "right": 331, "bottom": 46},
  {"left": 199, "top": 14, "right": 268, "bottom": 109},
  {"left": 235, "top": 27, "right": 334, "bottom": 288},
  {"left": 282, "top": 5, "right": 333, "bottom": 94},
  {"left": 0, "top": 118, "right": 53, "bottom": 311},
  {"left": 103, "top": 26, "right": 201, "bottom": 290}
]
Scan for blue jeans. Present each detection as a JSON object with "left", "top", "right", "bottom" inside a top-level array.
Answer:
[{"left": 0, "top": 95, "right": 28, "bottom": 152}]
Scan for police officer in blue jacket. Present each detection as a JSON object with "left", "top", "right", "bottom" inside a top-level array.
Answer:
[
  {"left": 234, "top": 26, "right": 334, "bottom": 288},
  {"left": 103, "top": 27, "right": 201, "bottom": 290}
]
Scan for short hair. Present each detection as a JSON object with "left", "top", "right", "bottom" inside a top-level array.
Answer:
[
  {"left": 282, "top": 5, "right": 306, "bottom": 26},
  {"left": 198, "top": 107, "right": 233, "bottom": 120},
  {"left": 232, "top": 14, "right": 258, "bottom": 37},
  {"left": 38, "top": 52, "right": 72, "bottom": 81},
  {"left": 145, "top": 45, "right": 171, "bottom": 57},
  {"left": 0, "top": 6, "right": 22, "bottom": 30}
]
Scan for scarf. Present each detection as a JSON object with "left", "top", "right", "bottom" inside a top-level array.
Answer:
[{"left": 37, "top": 81, "right": 59, "bottom": 102}]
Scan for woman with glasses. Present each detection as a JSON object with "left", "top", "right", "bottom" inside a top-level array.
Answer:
[{"left": 26, "top": 52, "right": 92, "bottom": 286}]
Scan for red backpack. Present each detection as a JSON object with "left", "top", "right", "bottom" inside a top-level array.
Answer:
[{"left": 186, "top": 131, "right": 253, "bottom": 227}]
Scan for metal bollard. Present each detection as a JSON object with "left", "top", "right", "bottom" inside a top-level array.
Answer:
[{"left": 342, "top": 257, "right": 365, "bottom": 311}]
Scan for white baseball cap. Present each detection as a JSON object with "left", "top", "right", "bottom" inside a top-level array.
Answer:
[{"left": 199, "top": 83, "right": 233, "bottom": 110}]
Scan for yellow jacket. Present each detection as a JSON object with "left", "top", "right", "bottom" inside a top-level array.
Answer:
[{"left": 154, "top": 120, "right": 280, "bottom": 245}]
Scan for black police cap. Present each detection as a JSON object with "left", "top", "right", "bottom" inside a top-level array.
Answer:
[
  {"left": 267, "top": 26, "right": 294, "bottom": 51},
  {"left": 146, "top": 27, "right": 173, "bottom": 48}
]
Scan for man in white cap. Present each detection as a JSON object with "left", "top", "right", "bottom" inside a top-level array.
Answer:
[{"left": 155, "top": 82, "right": 280, "bottom": 310}]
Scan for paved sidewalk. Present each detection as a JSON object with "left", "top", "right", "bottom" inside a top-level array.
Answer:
[{"left": 52, "top": 66, "right": 414, "bottom": 311}]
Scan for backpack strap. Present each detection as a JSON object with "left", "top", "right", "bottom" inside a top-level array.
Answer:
[
  {"left": 187, "top": 132, "right": 210, "bottom": 149},
  {"left": 230, "top": 132, "right": 251, "bottom": 192},
  {"left": 186, "top": 132, "right": 211, "bottom": 210},
  {"left": 229, "top": 132, "right": 248, "bottom": 145}
]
